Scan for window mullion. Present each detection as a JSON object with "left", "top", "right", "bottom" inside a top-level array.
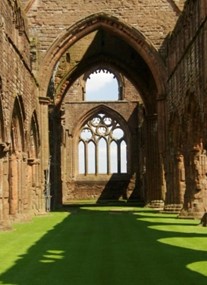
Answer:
[
  {"left": 96, "top": 142, "right": 99, "bottom": 175},
  {"left": 78, "top": 112, "right": 127, "bottom": 176},
  {"left": 95, "top": 142, "right": 98, "bottom": 175},
  {"left": 107, "top": 141, "right": 110, "bottom": 174},
  {"left": 117, "top": 142, "right": 121, "bottom": 174},
  {"left": 85, "top": 142, "right": 88, "bottom": 175}
]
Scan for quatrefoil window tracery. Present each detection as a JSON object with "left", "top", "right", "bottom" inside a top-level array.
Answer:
[
  {"left": 80, "top": 113, "right": 124, "bottom": 143},
  {"left": 78, "top": 113, "right": 127, "bottom": 174}
]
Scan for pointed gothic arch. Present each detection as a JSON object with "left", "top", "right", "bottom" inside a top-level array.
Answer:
[
  {"left": 28, "top": 111, "right": 40, "bottom": 160},
  {"left": 11, "top": 96, "right": 26, "bottom": 153},
  {"left": 46, "top": 13, "right": 167, "bottom": 205},
  {"left": 27, "top": 110, "right": 41, "bottom": 213},
  {"left": 9, "top": 96, "right": 26, "bottom": 216},
  {"left": 39, "top": 13, "right": 167, "bottom": 104},
  {"left": 55, "top": 65, "right": 124, "bottom": 105},
  {"left": 74, "top": 105, "right": 131, "bottom": 177},
  {"left": 73, "top": 105, "right": 130, "bottom": 138}
]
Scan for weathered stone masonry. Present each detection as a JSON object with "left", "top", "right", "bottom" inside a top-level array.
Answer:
[
  {"left": 166, "top": 0, "right": 207, "bottom": 217},
  {"left": 1, "top": 0, "right": 207, "bottom": 227},
  {"left": 0, "top": 0, "right": 44, "bottom": 227}
]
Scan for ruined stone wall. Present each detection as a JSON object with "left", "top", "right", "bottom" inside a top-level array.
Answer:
[
  {"left": 59, "top": 79, "right": 141, "bottom": 202},
  {"left": 0, "top": 0, "right": 38, "bottom": 138},
  {"left": 1, "top": 0, "right": 195, "bottom": 223},
  {"left": 0, "top": 0, "right": 43, "bottom": 227},
  {"left": 166, "top": 0, "right": 207, "bottom": 217},
  {"left": 23, "top": 1, "right": 185, "bottom": 207},
  {"left": 25, "top": 0, "right": 185, "bottom": 68}
]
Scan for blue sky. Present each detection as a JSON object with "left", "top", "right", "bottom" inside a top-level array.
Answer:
[
  {"left": 79, "top": 70, "right": 127, "bottom": 174},
  {"left": 86, "top": 71, "right": 118, "bottom": 101}
]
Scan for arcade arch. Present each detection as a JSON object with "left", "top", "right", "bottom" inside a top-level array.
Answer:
[
  {"left": 9, "top": 96, "right": 26, "bottom": 216},
  {"left": 45, "top": 14, "right": 167, "bottom": 205},
  {"left": 27, "top": 111, "right": 41, "bottom": 213}
]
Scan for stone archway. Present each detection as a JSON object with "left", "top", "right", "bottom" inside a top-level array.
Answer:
[
  {"left": 59, "top": 104, "right": 134, "bottom": 202},
  {"left": 9, "top": 96, "right": 26, "bottom": 217},
  {"left": 27, "top": 111, "right": 42, "bottom": 214},
  {"left": 40, "top": 13, "right": 167, "bottom": 206},
  {"left": 39, "top": 13, "right": 167, "bottom": 102}
]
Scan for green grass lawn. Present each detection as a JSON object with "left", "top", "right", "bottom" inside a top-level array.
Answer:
[{"left": 0, "top": 206, "right": 207, "bottom": 285}]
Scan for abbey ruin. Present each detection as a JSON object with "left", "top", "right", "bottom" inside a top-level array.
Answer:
[{"left": 0, "top": 0, "right": 207, "bottom": 228}]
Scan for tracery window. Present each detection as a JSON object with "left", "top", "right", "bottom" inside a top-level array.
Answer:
[{"left": 78, "top": 112, "right": 127, "bottom": 175}]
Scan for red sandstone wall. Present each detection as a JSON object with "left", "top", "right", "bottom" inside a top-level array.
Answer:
[
  {"left": 56, "top": 68, "right": 143, "bottom": 202},
  {"left": 0, "top": 0, "right": 39, "bottom": 137},
  {"left": 166, "top": 0, "right": 207, "bottom": 217},
  {"left": 0, "top": 0, "right": 42, "bottom": 225},
  {"left": 25, "top": 0, "right": 185, "bottom": 66}
]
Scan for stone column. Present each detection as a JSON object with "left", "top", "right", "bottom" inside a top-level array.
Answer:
[
  {"left": 19, "top": 152, "right": 28, "bottom": 214},
  {"left": 0, "top": 143, "right": 10, "bottom": 226},
  {"left": 2, "top": 155, "right": 9, "bottom": 223},
  {"left": 27, "top": 158, "right": 41, "bottom": 214},
  {"left": 63, "top": 129, "right": 74, "bottom": 203},
  {"left": 175, "top": 152, "right": 186, "bottom": 204},
  {"left": 0, "top": 156, "right": 3, "bottom": 222},
  {"left": 39, "top": 97, "right": 50, "bottom": 169},
  {"left": 0, "top": 151, "right": 10, "bottom": 227},
  {"left": 9, "top": 153, "right": 18, "bottom": 216},
  {"left": 180, "top": 143, "right": 207, "bottom": 218},
  {"left": 38, "top": 97, "right": 50, "bottom": 212},
  {"left": 164, "top": 150, "right": 185, "bottom": 213},
  {"left": 164, "top": 150, "right": 174, "bottom": 204},
  {"left": 157, "top": 97, "right": 167, "bottom": 202},
  {"left": 51, "top": 110, "right": 64, "bottom": 206},
  {"left": 145, "top": 115, "right": 163, "bottom": 205}
]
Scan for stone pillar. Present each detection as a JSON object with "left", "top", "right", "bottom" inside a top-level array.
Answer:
[
  {"left": 165, "top": 151, "right": 174, "bottom": 204},
  {"left": 3, "top": 156, "right": 9, "bottom": 223},
  {"left": 27, "top": 158, "right": 41, "bottom": 214},
  {"left": 9, "top": 153, "right": 18, "bottom": 216},
  {"left": 19, "top": 152, "right": 28, "bottom": 214},
  {"left": 39, "top": 97, "right": 50, "bottom": 170},
  {"left": 164, "top": 151, "right": 185, "bottom": 213},
  {"left": 145, "top": 115, "right": 163, "bottom": 206},
  {"left": 62, "top": 129, "right": 74, "bottom": 203},
  {"left": 175, "top": 152, "right": 186, "bottom": 204},
  {"left": 180, "top": 143, "right": 207, "bottom": 218},
  {"left": 39, "top": 97, "right": 50, "bottom": 211},
  {"left": 157, "top": 97, "right": 167, "bottom": 203},
  {"left": 0, "top": 156, "right": 3, "bottom": 222},
  {"left": 50, "top": 109, "right": 63, "bottom": 207},
  {"left": 0, "top": 144, "right": 10, "bottom": 226}
]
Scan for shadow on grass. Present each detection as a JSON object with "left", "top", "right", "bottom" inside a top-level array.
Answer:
[{"left": 0, "top": 207, "right": 207, "bottom": 285}]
